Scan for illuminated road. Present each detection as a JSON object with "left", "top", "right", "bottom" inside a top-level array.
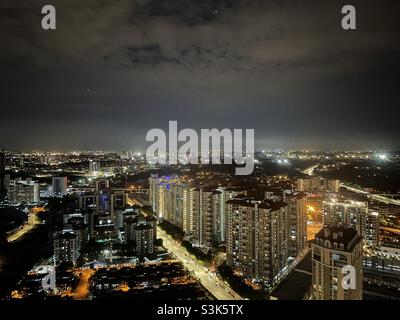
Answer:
[
  {"left": 381, "top": 227, "right": 400, "bottom": 235},
  {"left": 62, "top": 269, "right": 95, "bottom": 300},
  {"left": 7, "top": 210, "right": 40, "bottom": 243},
  {"left": 158, "top": 228, "right": 242, "bottom": 300},
  {"left": 341, "top": 184, "right": 400, "bottom": 206},
  {"left": 302, "top": 164, "right": 319, "bottom": 176},
  {"left": 307, "top": 220, "right": 323, "bottom": 240}
]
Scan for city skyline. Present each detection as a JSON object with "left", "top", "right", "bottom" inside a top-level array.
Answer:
[
  {"left": 1, "top": 0, "right": 400, "bottom": 306},
  {"left": 1, "top": 0, "right": 400, "bottom": 150}
]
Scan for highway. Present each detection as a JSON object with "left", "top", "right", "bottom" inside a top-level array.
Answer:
[
  {"left": 157, "top": 227, "right": 242, "bottom": 300},
  {"left": 340, "top": 184, "right": 400, "bottom": 206},
  {"left": 301, "top": 164, "right": 400, "bottom": 206},
  {"left": 7, "top": 210, "right": 41, "bottom": 243},
  {"left": 380, "top": 227, "right": 400, "bottom": 236},
  {"left": 302, "top": 164, "right": 319, "bottom": 176}
]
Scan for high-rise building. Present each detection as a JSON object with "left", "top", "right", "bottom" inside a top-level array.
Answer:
[
  {"left": 191, "top": 187, "right": 222, "bottom": 248},
  {"left": 284, "top": 192, "right": 308, "bottom": 258},
  {"left": 52, "top": 177, "right": 68, "bottom": 197},
  {"left": 89, "top": 160, "right": 100, "bottom": 176},
  {"left": 326, "top": 179, "right": 340, "bottom": 193},
  {"left": 149, "top": 174, "right": 182, "bottom": 220},
  {"left": 8, "top": 181, "right": 38, "bottom": 204},
  {"left": 149, "top": 174, "right": 189, "bottom": 229},
  {"left": 312, "top": 226, "right": 363, "bottom": 300},
  {"left": 149, "top": 174, "right": 159, "bottom": 213},
  {"left": 110, "top": 191, "right": 128, "bottom": 221},
  {"left": 115, "top": 206, "right": 140, "bottom": 230},
  {"left": 363, "top": 245, "right": 400, "bottom": 293},
  {"left": 297, "top": 177, "right": 340, "bottom": 193},
  {"left": 182, "top": 184, "right": 194, "bottom": 234},
  {"left": 33, "top": 182, "right": 40, "bottom": 203},
  {"left": 134, "top": 224, "right": 155, "bottom": 255},
  {"left": 218, "top": 186, "right": 247, "bottom": 242},
  {"left": 322, "top": 200, "right": 367, "bottom": 236},
  {"left": 226, "top": 197, "right": 289, "bottom": 286},
  {"left": 124, "top": 214, "right": 156, "bottom": 255},
  {"left": 148, "top": 174, "right": 226, "bottom": 249},
  {"left": 53, "top": 232, "right": 80, "bottom": 265},
  {"left": 297, "top": 177, "right": 323, "bottom": 192},
  {"left": 364, "top": 211, "right": 379, "bottom": 247}
]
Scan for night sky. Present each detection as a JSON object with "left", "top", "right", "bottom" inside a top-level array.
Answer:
[{"left": 1, "top": 0, "right": 399, "bottom": 151}]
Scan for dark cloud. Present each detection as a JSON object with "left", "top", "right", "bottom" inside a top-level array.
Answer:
[{"left": 0, "top": 0, "right": 399, "bottom": 151}]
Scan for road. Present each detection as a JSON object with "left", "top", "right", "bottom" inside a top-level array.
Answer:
[
  {"left": 7, "top": 210, "right": 41, "bottom": 243},
  {"left": 341, "top": 184, "right": 400, "bottom": 206},
  {"left": 300, "top": 165, "right": 400, "bottom": 206},
  {"left": 302, "top": 164, "right": 319, "bottom": 176},
  {"left": 380, "top": 227, "right": 400, "bottom": 236},
  {"left": 307, "top": 220, "right": 323, "bottom": 240},
  {"left": 157, "top": 228, "right": 242, "bottom": 300},
  {"left": 64, "top": 269, "right": 95, "bottom": 300}
]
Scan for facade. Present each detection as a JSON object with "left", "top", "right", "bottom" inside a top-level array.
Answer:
[
  {"left": 323, "top": 199, "right": 378, "bottom": 246},
  {"left": 297, "top": 177, "right": 340, "bottom": 193},
  {"left": 326, "top": 179, "right": 340, "bottom": 193},
  {"left": 191, "top": 187, "right": 222, "bottom": 248},
  {"left": 219, "top": 186, "right": 247, "bottom": 242},
  {"left": 364, "top": 211, "right": 380, "bottom": 247},
  {"left": 298, "top": 177, "right": 323, "bottom": 193},
  {"left": 148, "top": 174, "right": 225, "bottom": 249},
  {"left": 124, "top": 214, "right": 156, "bottom": 255},
  {"left": 89, "top": 160, "right": 100, "bottom": 175},
  {"left": 323, "top": 200, "right": 366, "bottom": 236},
  {"left": 53, "top": 231, "right": 80, "bottom": 265},
  {"left": 363, "top": 245, "right": 400, "bottom": 290},
  {"left": 78, "top": 185, "right": 129, "bottom": 234},
  {"left": 284, "top": 192, "right": 308, "bottom": 258},
  {"left": 8, "top": 181, "right": 40, "bottom": 204},
  {"left": 135, "top": 224, "right": 155, "bottom": 255},
  {"left": 115, "top": 206, "right": 140, "bottom": 229},
  {"left": 52, "top": 176, "right": 68, "bottom": 197},
  {"left": 226, "top": 197, "right": 290, "bottom": 286},
  {"left": 312, "top": 226, "right": 363, "bottom": 300},
  {"left": 110, "top": 191, "right": 128, "bottom": 221}
]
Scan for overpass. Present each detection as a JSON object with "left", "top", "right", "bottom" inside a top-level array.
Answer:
[
  {"left": 114, "top": 188, "right": 149, "bottom": 195},
  {"left": 340, "top": 184, "right": 400, "bottom": 206},
  {"left": 380, "top": 227, "right": 400, "bottom": 236},
  {"left": 302, "top": 164, "right": 319, "bottom": 176}
]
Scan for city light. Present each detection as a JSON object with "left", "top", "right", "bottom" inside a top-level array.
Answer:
[{"left": 1, "top": 0, "right": 399, "bottom": 308}]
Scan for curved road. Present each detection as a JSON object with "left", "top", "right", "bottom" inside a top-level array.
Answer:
[{"left": 158, "top": 228, "right": 242, "bottom": 300}]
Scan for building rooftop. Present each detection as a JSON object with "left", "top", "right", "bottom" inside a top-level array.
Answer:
[
  {"left": 314, "top": 226, "right": 362, "bottom": 252},
  {"left": 54, "top": 232, "right": 77, "bottom": 240},
  {"left": 134, "top": 224, "right": 153, "bottom": 231},
  {"left": 226, "top": 197, "right": 288, "bottom": 211}
]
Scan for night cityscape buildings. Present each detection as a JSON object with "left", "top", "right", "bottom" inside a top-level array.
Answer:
[
  {"left": 0, "top": 149, "right": 399, "bottom": 303},
  {"left": 312, "top": 226, "right": 363, "bottom": 300},
  {"left": 1, "top": 0, "right": 400, "bottom": 312}
]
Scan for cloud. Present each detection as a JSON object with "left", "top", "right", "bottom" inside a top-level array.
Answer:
[{"left": 0, "top": 0, "right": 399, "bottom": 150}]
